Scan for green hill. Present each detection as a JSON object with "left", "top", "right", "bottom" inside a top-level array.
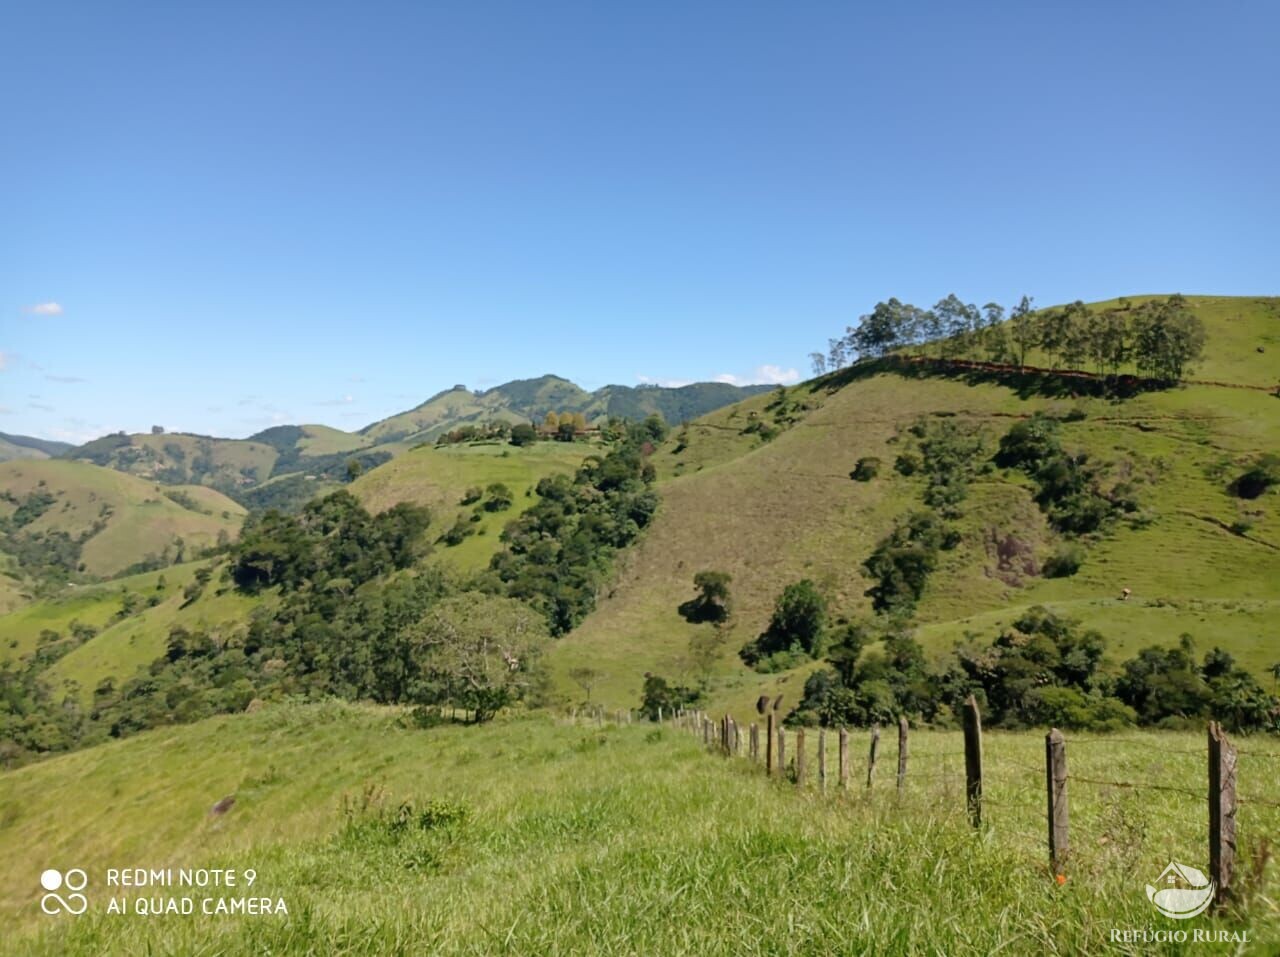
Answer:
[
  {"left": 4, "top": 293, "right": 1278, "bottom": 737},
  {"left": 0, "top": 459, "right": 245, "bottom": 582},
  {"left": 359, "top": 375, "right": 772, "bottom": 444},
  {"left": 0, "top": 433, "right": 74, "bottom": 463},
  {"left": 72, "top": 431, "right": 279, "bottom": 489},
  {"left": 0, "top": 703, "right": 1274, "bottom": 954},
  {"left": 348, "top": 440, "right": 590, "bottom": 573},
  {"left": 548, "top": 295, "right": 1280, "bottom": 713},
  {"left": 61, "top": 379, "right": 759, "bottom": 500}
]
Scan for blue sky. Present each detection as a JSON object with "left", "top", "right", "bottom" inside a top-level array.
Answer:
[{"left": 2, "top": 1, "right": 1277, "bottom": 442}]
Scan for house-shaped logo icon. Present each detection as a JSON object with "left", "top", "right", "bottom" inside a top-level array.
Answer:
[{"left": 1145, "top": 861, "right": 1215, "bottom": 919}]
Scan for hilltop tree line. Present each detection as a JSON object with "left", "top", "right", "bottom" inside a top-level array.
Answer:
[{"left": 813, "top": 294, "right": 1206, "bottom": 381}]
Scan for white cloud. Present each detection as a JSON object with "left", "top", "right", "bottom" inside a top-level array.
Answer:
[
  {"left": 48, "top": 417, "right": 124, "bottom": 444},
  {"left": 713, "top": 364, "right": 801, "bottom": 387},
  {"left": 636, "top": 375, "right": 694, "bottom": 388},
  {"left": 24, "top": 302, "right": 64, "bottom": 317}
]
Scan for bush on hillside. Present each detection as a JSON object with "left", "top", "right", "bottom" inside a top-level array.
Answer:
[
  {"left": 1230, "top": 453, "right": 1280, "bottom": 499},
  {"left": 851, "top": 457, "right": 881, "bottom": 481},
  {"left": 740, "top": 579, "right": 827, "bottom": 668},
  {"left": 1042, "top": 543, "right": 1084, "bottom": 578},
  {"left": 863, "top": 510, "right": 959, "bottom": 614}
]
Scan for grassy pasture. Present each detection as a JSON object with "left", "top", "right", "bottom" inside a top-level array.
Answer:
[
  {"left": 350, "top": 441, "right": 590, "bottom": 573},
  {"left": 550, "top": 303, "right": 1280, "bottom": 712},
  {"left": 0, "top": 703, "right": 1275, "bottom": 955},
  {"left": 0, "top": 459, "right": 243, "bottom": 578}
]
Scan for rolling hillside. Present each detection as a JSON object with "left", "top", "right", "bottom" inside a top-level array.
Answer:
[
  {"left": 0, "top": 433, "right": 74, "bottom": 463},
  {"left": 348, "top": 440, "right": 590, "bottom": 573},
  {"left": 4, "top": 293, "right": 1278, "bottom": 734},
  {"left": 548, "top": 295, "right": 1280, "bottom": 714},
  {"left": 72, "top": 431, "right": 279, "bottom": 489},
  {"left": 60, "top": 379, "right": 763, "bottom": 497},
  {"left": 0, "top": 459, "right": 245, "bottom": 581}
]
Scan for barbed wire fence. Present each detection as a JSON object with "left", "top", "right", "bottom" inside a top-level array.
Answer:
[{"left": 569, "top": 696, "right": 1280, "bottom": 911}]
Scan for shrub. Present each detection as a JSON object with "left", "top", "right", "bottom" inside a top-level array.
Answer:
[
  {"left": 440, "top": 514, "right": 474, "bottom": 546},
  {"left": 509, "top": 423, "right": 538, "bottom": 447},
  {"left": 894, "top": 453, "right": 921, "bottom": 476},
  {"left": 740, "top": 579, "right": 827, "bottom": 667},
  {"left": 639, "top": 674, "right": 703, "bottom": 719},
  {"left": 863, "top": 510, "right": 957, "bottom": 614},
  {"left": 1021, "top": 687, "right": 1135, "bottom": 731},
  {"left": 1230, "top": 454, "right": 1280, "bottom": 499},
  {"left": 483, "top": 483, "right": 514, "bottom": 512},
  {"left": 1042, "top": 543, "right": 1084, "bottom": 578},
  {"left": 679, "top": 570, "right": 732, "bottom": 623},
  {"left": 851, "top": 457, "right": 881, "bottom": 481}
]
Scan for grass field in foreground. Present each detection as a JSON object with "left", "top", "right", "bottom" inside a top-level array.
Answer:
[{"left": 1, "top": 702, "right": 1276, "bottom": 955}]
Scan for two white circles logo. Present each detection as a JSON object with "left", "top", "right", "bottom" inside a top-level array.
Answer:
[{"left": 40, "top": 868, "right": 88, "bottom": 916}]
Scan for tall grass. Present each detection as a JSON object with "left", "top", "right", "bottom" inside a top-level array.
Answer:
[{"left": 2, "top": 703, "right": 1275, "bottom": 955}]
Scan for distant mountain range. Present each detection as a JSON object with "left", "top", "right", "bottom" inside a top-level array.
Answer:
[
  {"left": 33, "top": 375, "right": 769, "bottom": 490},
  {"left": 359, "top": 375, "right": 771, "bottom": 444}
]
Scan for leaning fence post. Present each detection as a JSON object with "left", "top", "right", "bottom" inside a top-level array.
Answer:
[
  {"left": 838, "top": 727, "right": 850, "bottom": 790},
  {"left": 1045, "top": 728, "right": 1068, "bottom": 874},
  {"left": 766, "top": 713, "right": 777, "bottom": 776},
  {"left": 795, "top": 728, "right": 807, "bottom": 785},
  {"left": 963, "top": 695, "right": 983, "bottom": 828},
  {"left": 818, "top": 729, "right": 827, "bottom": 791},
  {"left": 1208, "top": 721, "right": 1237, "bottom": 908},
  {"left": 896, "top": 716, "right": 909, "bottom": 800},
  {"left": 866, "top": 724, "right": 880, "bottom": 789}
]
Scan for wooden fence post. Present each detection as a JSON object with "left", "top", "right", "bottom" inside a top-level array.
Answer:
[
  {"left": 866, "top": 724, "right": 880, "bottom": 789},
  {"left": 795, "top": 728, "right": 807, "bottom": 785},
  {"left": 963, "top": 695, "right": 983, "bottom": 828},
  {"left": 750, "top": 723, "right": 759, "bottom": 762},
  {"left": 766, "top": 713, "right": 776, "bottom": 776},
  {"left": 818, "top": 729, "right": 827, "bottom": 791},
  {"left": 777, "top": 724, "right": 786, "bottom": 777},
  {"left": 1045, "top": 728, "right": 1068, "bottom": 874},
  {"left": 1208, "top": 721, "right": 1237, "bottom": 908},
  {"left": 703, "top": 717, "right": 711, "bottom": 747},
  {"left": 838, "top": 727, "right": 849, "bottom": 790},
  {"left": 896, "top": 716, "right": 908, "bottom": 800}
]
